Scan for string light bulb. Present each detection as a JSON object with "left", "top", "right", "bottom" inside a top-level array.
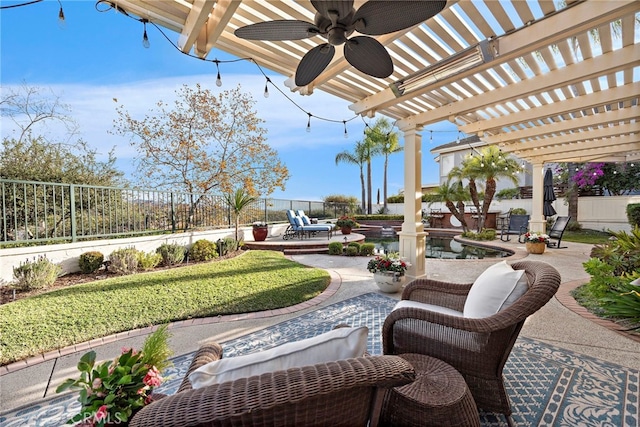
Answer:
[
  {"left": 306, "top": 113, "right": 312, "bottom": 133},
  {"left": 456, "top": 131, "right": 460, "bottom": 144},
  {"left": 57, "top": 0, "right": 65, "bottom": 29},
  {"left": 215, "top": 61, "right": 222, "bottom": 87},
  {"left": 263, "top": 77, "right": 270, "bottom": 98},
  {"left": 142, "top": 19, "right": 150, "bottom": 48},
  {"left": 343, "top": 121, "right": 348, "bottom": 139}
]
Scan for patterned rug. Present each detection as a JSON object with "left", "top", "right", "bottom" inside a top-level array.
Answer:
[{"left": 2, "top": 293, "right": 638, "bottom": 426}]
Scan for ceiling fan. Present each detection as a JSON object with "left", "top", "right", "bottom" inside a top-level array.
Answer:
[{"left": 234, "top": 1, "right": 447, "bottom": 87}]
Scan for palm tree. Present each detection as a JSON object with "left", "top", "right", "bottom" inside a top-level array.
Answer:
[
  {"left": 365, "top": 118, "right": 402, "bottom": 213},
  {"left": 450, "top": 146, "right": 520, "bottom": 230},
  {"left": 335, "top": 141, "right": 368, "bottom": 213},
  {"left": 223, "top": 188, "right": 258, "bottom": 241},
  {"left": 424, "top": 181, "right": 471, "bottom": 231}
]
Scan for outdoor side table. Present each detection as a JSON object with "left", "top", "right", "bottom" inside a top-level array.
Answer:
[{"left": 379, "top": 353, "right": 480, "bottom": 427}]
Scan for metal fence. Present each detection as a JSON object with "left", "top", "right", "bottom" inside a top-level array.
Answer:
[{"left": 0, "top": 179, "right": 349, "bottom": 245}]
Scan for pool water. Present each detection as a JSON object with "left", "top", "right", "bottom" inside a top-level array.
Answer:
[{"left": 369, "top": 236, "right": 511, "bottom": 260}]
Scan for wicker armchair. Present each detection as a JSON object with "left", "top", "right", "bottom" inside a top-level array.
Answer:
[
  {"left": 130, "top": 341, "right": 415, "bottom": 427},
  {"left": 382, "top": 260, "right": 561, "bottom": 426}
]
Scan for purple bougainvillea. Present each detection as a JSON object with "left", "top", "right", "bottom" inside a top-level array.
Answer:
[{"left": 573, "top": 163, "right": 604, "bottom": 187}]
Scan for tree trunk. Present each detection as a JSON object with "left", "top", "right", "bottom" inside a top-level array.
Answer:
[
  {"left": 480, "top": 178, "right": 497, "bottom": 230},
  {"left": 367, "top": 160, "right": 372, "bottom": 214},
  {"left": 567, "top": 164, "right": 579, "bottom": 222},
  {"left": 359, "top": 168, "right": 366, "bottom": 214},
  {"left": 383, "top": 155, "right": 389, "bottom": 213}
]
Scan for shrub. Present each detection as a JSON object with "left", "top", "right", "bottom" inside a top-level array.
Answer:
[
  {"left": 109, "top": 248, "right": 140, "bottom": 275},
  {"left": 495, "top": 188, "right": 521, "bottom": 200},
  {"left": 600, "top": 273, "right": 640, "bottom": 331},
  {"left": 12, "top": 255, "right": 61, "bottom": 290},
  {"left": 345, "top": 246, "right": 359, "bottom": 256},
  {"left": 137, "top": 251, "right": 162, "bottom": 271},
  {"left": 222, "top": 237, "right": 239, "bottom": 255},
  {"left": 78, "top": 251, "right": 104, "bottom": 274},
  {"left": 156, "top": 243, "right": 185, "bottom": 266},
  {"left": 461, "top": 229, "right": 496, "bottom": 241},
  {"left": 347, "top": 242, "right": 361, "bottom": 253},
  {"left": 189, "top": 239, "right": 218, "bottom": 262},
  {"left": 360, "top": 243, "right": 376, "bottom": 256},
  {"left": 328, "top": 242, "right": 344, "bottom": 255},
  {"left": 511, "top": 208, "right": 527, "bottom": 215},
  {"left": 567, "top": 220, "right": 582, "bottom": 231},
  {"left": 627, "top": 203, "right": 640, "bottom": 228}
]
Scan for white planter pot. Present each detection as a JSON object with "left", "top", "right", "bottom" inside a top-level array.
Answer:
[{"left": 373, "top": 272, "right": 405, "bottom": 293}]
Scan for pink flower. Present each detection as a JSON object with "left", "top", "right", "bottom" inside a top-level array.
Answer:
[
  {"left": 94, "top": 405, "right": 108, "bottom": 422},
  {"left": 92, "top": 378, "right": 102, "bottom": 389},
  {"left": 143, "top": 367, "right": 162, "bottom": 387}
]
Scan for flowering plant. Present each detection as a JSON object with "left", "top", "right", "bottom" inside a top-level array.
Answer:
[
  {"left": 252, "top": 221, "right": 267, "bottom": 228},
  {"left": 367, "top": 252, "right": 410, "bottom": 276},
  {"left": 56, "top": 325, "right": 172, "bottom": 426},
  {"left": 522, "top": 232, "right": 550, "bottom": 244},
  {"left": 335, "top": 215, "right": 359, "bottom": 229}
]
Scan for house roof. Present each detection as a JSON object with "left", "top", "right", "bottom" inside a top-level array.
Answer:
[{"left": 107, "top": 0, "right": 639, "bottom": 166}]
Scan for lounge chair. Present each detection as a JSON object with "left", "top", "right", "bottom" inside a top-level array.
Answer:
[
  {"left": 500, "top": 214, "right": 529, "bottom": 242},
  {"left": 382, "top": 260, "right": 561, "bottom": 426},
  {"left": 547, "top": 215, "right": 571, "bottom": 248},
  {"left": 283, "top": 210, "right": 333, "bottom": 240}
]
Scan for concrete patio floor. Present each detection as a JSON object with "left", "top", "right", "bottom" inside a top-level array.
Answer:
[{"left": 1, "top": 237, "right": 639, "bottom": 414}]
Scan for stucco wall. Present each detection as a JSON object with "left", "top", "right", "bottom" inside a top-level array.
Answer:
[
  {"left": 385, "top": 195, "right": 639, "bottom": 233},
  {"left": 0, "top": 224, "right": 290, "bottom": 284}
]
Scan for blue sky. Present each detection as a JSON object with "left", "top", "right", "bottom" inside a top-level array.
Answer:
[{"left": 1, "top": 0, "right": 459, "bottom": 201}]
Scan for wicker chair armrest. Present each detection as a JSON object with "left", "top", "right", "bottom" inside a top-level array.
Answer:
[
  {"left": 130, "top": 355, "right": 415, "bottom": 427},
  {"left": 402, "top": 278, "right": 473, "bottom": 311},
  {"left": 176, "top": 341, "right": 223, "bottom": 394}
]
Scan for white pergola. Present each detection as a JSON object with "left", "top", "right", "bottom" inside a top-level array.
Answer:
[{"left": 110, "top": 0, "right": 640, "bottom": 278}]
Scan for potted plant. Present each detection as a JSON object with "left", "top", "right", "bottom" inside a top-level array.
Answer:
[
  {"left": 252, "top": 221, "right": 268, "bottom": 241},
  {"left": 522, "top": 232, "right": 550, "bottom": 254},
  {"left": 56, "top": 325, "right": 172, "bottom": 427},
  {"left": 335, "top": 216, "right": 359, "bottom": 234},
  {"left": 367, "top": 252, "right": 410, "bottom": 293}
]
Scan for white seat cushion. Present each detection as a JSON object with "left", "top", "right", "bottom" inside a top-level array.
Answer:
[
  {"left": 393, "top": 299, "right": 463, "bottom": 317},
  {"left": 189, "top": 326, "right": 368, "bottom": 389},
  {"left": 463, "top": 261, "right": 529, "bottom": 318}
]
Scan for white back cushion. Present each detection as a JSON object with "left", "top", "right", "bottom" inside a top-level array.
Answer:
[
  {"left": 189, "top": 326, "right": 368, "bottom": 389},
  {"left": 463, "top": 261, "right": 529, "bottom": 318}
]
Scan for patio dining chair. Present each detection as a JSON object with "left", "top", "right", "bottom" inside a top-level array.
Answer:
[
  {"left": 547, "top": 215, "right": 571, "bottom": 248},
  {"left": 500, "top": 214, "right": 530, "bottom": 242},
  {"left": 382, "top": 260, "right": 561, "bottom": 426}
]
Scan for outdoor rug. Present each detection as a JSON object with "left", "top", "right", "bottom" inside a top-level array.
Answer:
[{"left": 2, "top": 292, "right": 638, "bottom": 426}]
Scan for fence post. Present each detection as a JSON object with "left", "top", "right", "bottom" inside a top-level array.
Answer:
[
  {"left": 170, "top": 192, "right": 176, "bottom": 233},
  {"left": 69, "top": 184, "right": 77, "bottom": 242}
]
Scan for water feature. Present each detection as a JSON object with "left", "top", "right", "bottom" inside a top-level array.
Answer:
[{"left": 368, "top": 236, "right": 511, "bottom": 260}]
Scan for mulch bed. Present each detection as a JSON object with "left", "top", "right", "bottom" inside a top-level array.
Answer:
[{"left": 1, "top": 249, "right": 245, "bottom": 305}]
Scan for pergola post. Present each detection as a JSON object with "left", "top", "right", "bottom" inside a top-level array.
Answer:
[
  {"left": 398, "top": 126, "right": 427, "bottom": 279},
  {"left": 530, "top": 162, "right": 546, "bottom": 233}
]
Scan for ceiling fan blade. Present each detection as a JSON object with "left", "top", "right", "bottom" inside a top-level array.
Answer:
[
  {"left": 295, "top": 44, "right": 335, "bottom": 86},
  {"left": 234, "top": 20, "right": 319, "bottom": 41},
  {"left": 344, "top": 36, "right": 393, "bottom": 79},
  {"left": 354, "top": 0, "right": 447, "bottom": 35},
  {"left": 311, "top": 0, "right": 354, "bottom": 20}
]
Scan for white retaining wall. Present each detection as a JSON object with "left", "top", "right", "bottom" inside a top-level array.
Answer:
[{"left": 0, "top": 224, "right": 290, "bottom": 284}]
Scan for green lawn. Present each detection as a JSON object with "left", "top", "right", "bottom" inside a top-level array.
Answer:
[
  {"left": 562, "top": 229, "right": 612, "bottom": 245},
  {"left": 0, "top": 250, "right": 330, "bottom": 366}
]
